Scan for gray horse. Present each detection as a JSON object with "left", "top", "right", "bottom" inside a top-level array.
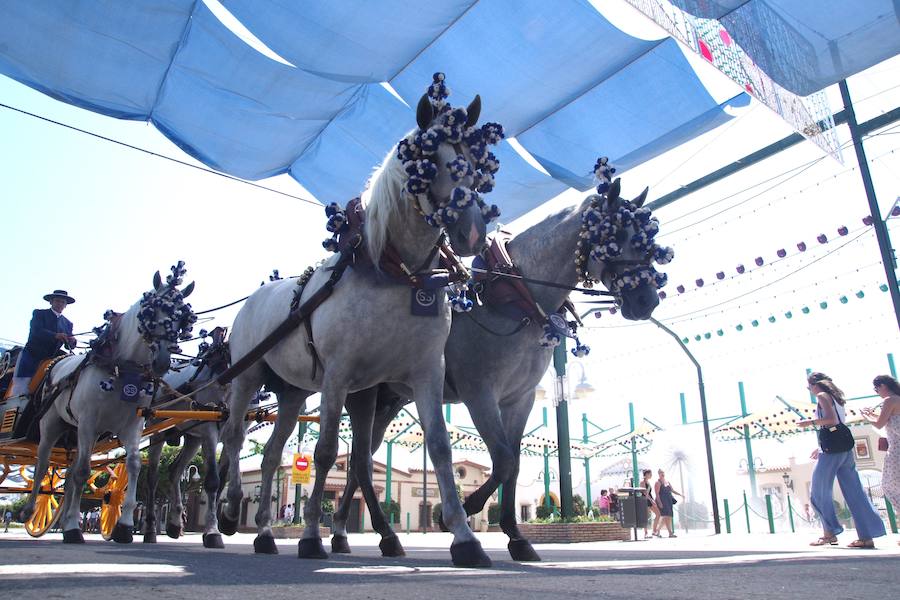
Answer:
[
  {"left": 143, "top": 326, "right": 230, "bottom": 548},
  {"left": 217, "top": 75, "right": 503, "bottom": 567},
  {"left": 331, "top": 172, "right": 672, "bottom": 561},
  {"left": 21, "top": 263, "right": 196, "bottom": 543}
]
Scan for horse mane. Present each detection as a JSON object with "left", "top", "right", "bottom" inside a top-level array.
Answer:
[
  {"left": 362, "top": 144, "right": 407, "bottom": 264},
  {"left": 113, "top": 299, "right": 144, "bottom": 358}
]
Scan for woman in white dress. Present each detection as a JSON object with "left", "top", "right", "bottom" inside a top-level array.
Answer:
[{"left": 861, "top": 374, "right": 900, "bottom": 545}]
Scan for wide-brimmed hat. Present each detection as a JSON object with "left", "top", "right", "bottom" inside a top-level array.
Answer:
[{"left": 43, "top": 289, "right": 75, "bottom": 304}]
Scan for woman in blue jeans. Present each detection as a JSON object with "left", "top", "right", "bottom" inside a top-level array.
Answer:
[{"left": 798, "top": 372, "right": 886, "bottom": 548}]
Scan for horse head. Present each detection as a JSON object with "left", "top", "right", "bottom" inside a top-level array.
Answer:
[
  {"left": 137, "top": 261, "right": 198, "bottom": 375},
  {"left": 577, "top": 159, "right": 673, "bottom": 321},
  {"left": 395, "top": 73, "right": 504, "bottom": 257}
]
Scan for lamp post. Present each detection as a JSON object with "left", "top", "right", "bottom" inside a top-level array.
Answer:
[{"left": 181, "top": 464, "right": 200, "bottom": 532}]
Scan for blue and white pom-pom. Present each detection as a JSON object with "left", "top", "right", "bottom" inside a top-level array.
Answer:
[
  {"left": 539, "top": 324, "right": 562, "bottom": 348},
  {"left": 322, "top": 202, "right": 350, "bottom": 253},
  {"left": 141, "top": 382, "right": 155, "bottom": 397},
  {"left": 450, "top": 293, "right": 473, "bottom": 313},
  {"left": 571, "top": 335, "right": 591, "bottom": 357},
  {"left": 99, "top": 378, "right": 115, "bottom": 392}
]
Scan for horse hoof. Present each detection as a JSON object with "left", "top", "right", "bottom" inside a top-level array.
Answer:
[
  {"left": 63, "top": 529, "right": 85, "bottom": 544},
  {"left": 217, "top": 508, "right": 238, "bottom": 536},
  {"left": 450, "top": 540, "right": 492, "bottom": 568},
  {"left": 203, "top": 533, "right": 225, "bottom": 549},
  {"left": 331, "top": 535, "right": 351, "bottom": 554},
  {"left": 297, "top": 538, "right": 328, "bottom": 559},
  {"left": 112, "top": 523, "right": 133, "bottom": 544},
  {"left": 166, "top": 523, "right": 183, "bottom": 539},
  {"left": 253, "top": 535, "right": 278, "bottom": 554},
  {"left": 143, "top": 531, "right": 157, "bottom": 544},
  {"left": 379, "top": 534, "right": 406, "bottom": 557},
  {"left": 508, "top": 538, "right": 541, "bottom": 562}
]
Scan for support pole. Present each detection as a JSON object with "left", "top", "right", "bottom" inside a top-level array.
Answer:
[
  {"left": 765, "top": 494, "right": 775, "bottom": 533},
  {"left": 739, "top": 382, "right": 758, "bottom": 498},
  {"left": 888, "top": 353, "right": 897, "bottom": 378},
  {"left": 744, "top": 490, "right": 751, "bottom": 534},
  {"left": 680, "top": 392, "right": 687, "bottom": 425},
  {"left": 650, "top": 317, "right": 721, "bottom": 533},
  {"left": 839, "top": 80, "right": 900, "bottom": 331},
  {"left": 422, "top": 442, "right": 427, "bottom": 533},
  {"left": 886, "top": 499, "right": 898, "bottom": 534},
  {"left": 293, "top": 421, "right": 307, "bottom": 524},
  {"left": 582, "top": 413, "right": 591, "bottom": 510},
  {"left": 543, "top": 445, "right": 551, "bottom": 510},
  {"left": 629, "top": 403, "right": 639, "bottom": 487},
  {"left": 787, "top": 495, "right": 795, "bottom": 533},
  {"left": 724, "top": 499, "right": 732, "bottom": 533},
  {"left": 553, "top": 341, "right": 574, "bottom": 519}
]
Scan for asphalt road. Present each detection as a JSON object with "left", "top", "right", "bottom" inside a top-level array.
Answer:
[{"left": 2, "top": 530, "right": 898, "bottom": 599}]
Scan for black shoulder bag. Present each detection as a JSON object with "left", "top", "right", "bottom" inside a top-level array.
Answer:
[{"left": 817, "top": 398, "right": 854, "bottom": 454}]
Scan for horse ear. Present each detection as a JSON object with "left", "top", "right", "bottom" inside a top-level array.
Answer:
[
  {"left": 181, "top": 281, "right": 195, "bottom": 298},
  {"left": 608, "top": 178, "right": 621, "bottom": 201},
  {"left": 633, "top": 187, "right": 649, "bottom": 208},
  {"left": 153, "top": 271, "right": 162, "bottom": 291},
  {"left": 465, "top": 94, "right": 481, "bottom": 128},
  {"left": 416, "top": 94, "right": 434, "bottom": 130}
]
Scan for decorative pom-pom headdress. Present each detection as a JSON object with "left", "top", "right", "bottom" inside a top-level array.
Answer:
[
  {"left": 136, "top": 261, "right": 198, "bottom": 355},
  {"left": 574, "top": 157, "right": 673, "bottom": 296}
]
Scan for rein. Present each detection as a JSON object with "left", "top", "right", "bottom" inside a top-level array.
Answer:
[{"left": 469, "top": 266, "right": 614, "bottom": 297}]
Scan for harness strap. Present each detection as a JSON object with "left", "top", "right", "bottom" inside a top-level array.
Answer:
[{"left": 216, "top": 242, "right": 356, "bottom": 386}]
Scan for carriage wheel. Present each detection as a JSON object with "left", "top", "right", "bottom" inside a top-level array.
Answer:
[
  {"left": 22, "top": 467, "right": 66, "bottom": 537},
  {"left": 99, "top": 463, "right": 128, "bottom": 541}
]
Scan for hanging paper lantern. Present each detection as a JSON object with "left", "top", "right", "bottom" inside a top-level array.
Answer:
[
  {"left": 594, "top": 311, "right": 602, "bottom": 319},
  {"left": 609, "top": 307, "right": 618, "bottom": 314},
  {"left": 736, "top": 264, "right": 745, "bottom": 274},
  {"left": 817, "top": 234, "right": 828, "bottom": 243},
  {"left": 785, "top": 311, "right": 793, "bottom": 319},
  {"left": 716, "top": 329, "right": 724, "bottom": 336},
  {"left": 716, "top": 271, "right": 725, "bottom": 280},
  {"left": 820, "top": 301, "right": 828, "bottom": 309},
  {"left": 696, "top": 278, "right": 704, "bottom": 287},
  {"left": 751, "top": 320, "right": 759, "bottom": 327},
  {"left": 682, "top": 337, "right": 689, "bottom": 344},
  {"left": 797, "top": 242, "right": 807, "bottom": 252},
  {"left": 736, "top": 324, "right": 744, "bottom": 331},
  {"left": 863, "top": 215, "right": 874, "bottom": 226},
  {"left": 755, "top": 257, "right": 764, "bottom": 266},
  {"left": 676, "top": 284, "right": 685, "bottom": 293},
  {"left": 768, "top": 315, "right": 776, "bottom": 323},
  {"left": 837, "top": 226, "right": 849, "bottom": 236},
  {"left": 840, "top": 295, "right": 848, "bottom": 304},
  {"left": 893, "top": 206, "right": 900, "bottom": 217},
  {"left": 777, "top": 249, "right": 786, "bottom": 258},
  {"left": 856, "top": 290, "right": 865, "bottom": 298},
  {"left": 880, "top": 284, "right": 889, "bottom": 292},
  {"left": 658, "top": 290, "right": 667, "bottom": 299},
  {"left": 802, "top": 306, "right": 810, "bottom": 314},
  {"left": 704, "top": 332, "right": 711, "bottom": 339},
  {"left": 695, "top": 334, "right": 701, "bottom": 341}
]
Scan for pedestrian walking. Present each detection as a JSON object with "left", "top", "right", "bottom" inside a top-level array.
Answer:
[
  {"left": 652, "top": 469, "right": 683, "bottom": 537},
  {"left": 3, "top": 509, "right": 12, "bottom": 532},
  {"left": 797, "top": 372, "right": 886, "bottom": 548},
  {"left": 641, "top": 469, "right": 660, "bottom": 538},
  {"left": 861, "top": 374, "right": 900, "bottom": 545}
]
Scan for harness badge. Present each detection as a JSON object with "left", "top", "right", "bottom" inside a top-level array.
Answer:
[{"left": 411, "top": 289, "right": 439, "bottom": 317}]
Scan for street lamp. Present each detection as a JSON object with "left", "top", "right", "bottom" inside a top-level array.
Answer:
[
  {"left": 534, "top": 383, "right": 547, "bottom": 402},
  {"left": 569, "top": 362, "right": 595, "bottom": 400},
  {"left": 781, "top": 472, "right": 793, "bottom": 492}
]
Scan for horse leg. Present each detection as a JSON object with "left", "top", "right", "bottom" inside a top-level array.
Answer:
[
  {"left": 413, "top": 374, "right": 490, "bottom": 568},
  {"left": 143, "top": 434, "right": 164, "bottom": 543},
  {"left": 498, "top": 396, "right": 540, "bottom": 561},
  {"left": 20, "top": 408, "right": 67, "bottom": 526},
  {"left": 254, "top": 386, "right": 308, "bottom": 555},
  {"left": 58, "top": 419, "right": 98, "bottom": 541},
  {"left": 110, "top": 419, "right": 143, "bottom": 543},
  {"left": 199, "top": 426, "right": 224, "bottom": 549},
  {"left": 298, "top": 379, "right": 345, "bottom": 560},
  {"left": 330, "top": 459, "right": 360, "bottom": 554},
  {"left": 166, "top": 435, "right": 201, "bottom": 539},
  {"left": 459, "top": 391, "right": 513, "bottom": 518},
  {"left": 218, "top": 365, "right": 265, "bottom": 535}
]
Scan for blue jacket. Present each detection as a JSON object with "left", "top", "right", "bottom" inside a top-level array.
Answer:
[{"left": 24, "top": 308, "right": 73, "bottom": 361}]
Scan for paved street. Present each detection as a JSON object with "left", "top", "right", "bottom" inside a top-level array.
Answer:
[{"left": 2, "top": 529, "right": 899, "bottom": 599}]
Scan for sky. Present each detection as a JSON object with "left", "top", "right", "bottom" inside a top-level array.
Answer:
[{"left": 1, "top": 1, "right": 898, "bottom": 512}]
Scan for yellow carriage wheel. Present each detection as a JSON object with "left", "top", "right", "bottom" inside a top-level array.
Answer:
[
  {"left": 99, "top": 463, "right": 128, "bottom": 541},
  {"left": 21, "top": 467, "right": 66, "bottom": 538}
]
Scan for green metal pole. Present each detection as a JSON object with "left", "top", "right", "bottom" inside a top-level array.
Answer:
[
  {"left": 553, "top": 341, "right": 574, "bottom": 519},
  {"left": 406, "top": 512, "right": 410, "bottom": 534},
  {"left": 582, "top": 413, "right": 592, "bottom": 509},
  {"left": 739, "top": 382, "right": 758, "bottom": 498},
  {"left": 886, "top": 499, "right": 898, "bottom": 533},
  {"left": 743, "top": 490, "right": 751, "bottom": 534},
  {"left": 888, "top": 353, "right": 897, "bottom": 378},
  {"left": 724, "top": 499, "right": 732, "bottom": 534},
  {"left": 385, "top": 441, "right": 393, "bottom": 505},
  {"left": 680, "top": 392, "right": 687, "bottom": 425},
  {"left": 806, "top": 368, "right": 816, "bottom": 403},
  {"left": 445, "top": 404, "right": 451, "bottom": 422},
  {"left": 498, "top": 484, "right": 503, "bottom": 504},
  {"left": 765, "top": 494, "right": 775, "bottom": 533},
  {"left": 787, "top": 495, "right": 795, "bottom": 533},
  {"left": 629, "top": 403, "right": 638, "bottom": 487},
  {"left": 543, "top": 445, "right": 551, "bottom": 509},
  {"left": 361, "top": 510, "right": 366, "bottom": 532}
]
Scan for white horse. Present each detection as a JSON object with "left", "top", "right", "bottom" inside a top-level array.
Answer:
[
  {"left": 21, "top": 263, "right": 197, "bottom": 543},
  {"left": 332, "top": 168, "right": 673, "bottom": 561},
  {"left": 217, "top": 74, "right": 502, "bottom": 567},
  {"left": 143, "top": 326, "right": 230, "bottom": 548}
]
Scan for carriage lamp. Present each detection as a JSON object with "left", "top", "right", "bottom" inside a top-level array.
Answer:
[
  {"left": 534, "top": 384, "right": 547, "bottom": 402},
  {"left": 253, "top": 484, "right": 262, "bottom": 503},
  {"left": 781, "top": 472, "right": 794, "bottom": 492}
]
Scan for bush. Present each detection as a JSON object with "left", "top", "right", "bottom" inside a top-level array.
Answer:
[
  {"left": 432, "top": 502, "right": 442, "bottom": 523},
  {"left": 487, "top": 503, "right": 501, "bottom": 524},
  {"left": 535, "top": 504, "right": 554, "bottom": 520},
  {"left": 573, "top": 494, "right": 586, "bottom": 517},
  {"left": 380, "top": 499, "right": 401, "bottom": 523},
  {"left": 321, "top": 499, "right": 334, "bottom": 514}
]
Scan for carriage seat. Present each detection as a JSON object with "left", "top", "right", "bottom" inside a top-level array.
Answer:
[{"left": 0, "top": 357, "right": 63, "bottom": 441}]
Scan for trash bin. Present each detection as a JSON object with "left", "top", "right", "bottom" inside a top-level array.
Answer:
[{"left": 618, "top": 486, "right": 648, "bottom": 529}]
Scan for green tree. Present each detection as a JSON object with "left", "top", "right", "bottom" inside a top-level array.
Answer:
[
  {"left": 135, "top": 444, "right": 206, "bottom": 506},
  {"left": 380, "top": 499, "right": 401, "bottom": 523},
  {"left": 573, "top": 494, "right": 587, "bottom": 517},
  {"left": 487, "top": 503, "right": 501, "bottom": 524},
  {"left": 535, "top": 504, "right": 554, "bottom": 519}
]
